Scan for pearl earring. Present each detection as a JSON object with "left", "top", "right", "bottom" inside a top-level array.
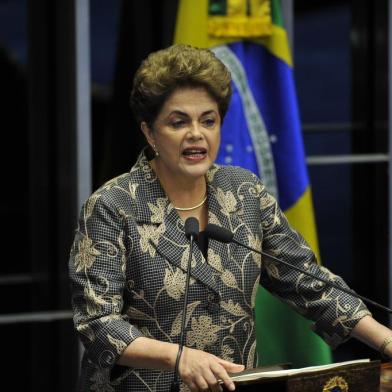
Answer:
[{"left": 153, "top": 144, "right": 159, "bottom": 156}]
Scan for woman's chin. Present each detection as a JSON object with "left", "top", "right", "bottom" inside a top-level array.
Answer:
[{"left": 181, "top": 163, "right": 211, "bottom": 180}]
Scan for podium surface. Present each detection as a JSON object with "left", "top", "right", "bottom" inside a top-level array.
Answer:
[{"left": 230, "top": 360, "right": 380, "bottom": 391}]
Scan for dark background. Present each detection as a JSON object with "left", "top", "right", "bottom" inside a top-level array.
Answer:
[{"left": 0, "top": 0, "right": 389, "bottom": 389}]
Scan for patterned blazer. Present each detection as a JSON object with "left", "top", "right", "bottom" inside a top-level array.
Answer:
[{"left": 69, "top": 151, "right": 370, "bottom": 391}]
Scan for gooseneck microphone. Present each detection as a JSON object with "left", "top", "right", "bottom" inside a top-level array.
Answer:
[
  {"left": 205, "top": 223, "right": 392, "bottom": 314},
  {"left": 185, "top": 217, "right": 200, "bottom": 241},
  {"left": 171, "top": 217, "right": 200, "bottom": 392}
]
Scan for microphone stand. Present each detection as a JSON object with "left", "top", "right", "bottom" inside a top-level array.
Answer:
[
  {"left": 231, "top": 238, "right": 392, "bottom": 314},
  {"left": 205, "top": 222, "right": 392, "bottom": 314},
  {"left": 171, "top": 218, "right": 199, "bottom": 392}
]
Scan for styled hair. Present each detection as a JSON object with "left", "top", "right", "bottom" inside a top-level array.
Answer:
[{"left": 130, "top": 44, "right": 232, "bottom": 126}]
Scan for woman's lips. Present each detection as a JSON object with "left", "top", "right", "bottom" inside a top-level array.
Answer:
[{"left": 182, "top": 147, "right": 207, "bottom": 161}]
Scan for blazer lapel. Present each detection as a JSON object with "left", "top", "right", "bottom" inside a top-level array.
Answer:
[
  {"left": 156, "top": 207, "right": 220, "bottom": 296},
  {"left": 206, "top": 165, "right": 252, "bottom": 270},
  {"left": 132, "top": 152, "right": 220, "bottom": 295}
]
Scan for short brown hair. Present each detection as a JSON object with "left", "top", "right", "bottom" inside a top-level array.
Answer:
[{"left": 130, "top": 44, "right": 232, "bottom": 126}]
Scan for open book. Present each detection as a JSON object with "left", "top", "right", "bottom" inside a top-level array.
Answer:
[{"left": 228, "top": 359, "right": 370, "bottom": 383}]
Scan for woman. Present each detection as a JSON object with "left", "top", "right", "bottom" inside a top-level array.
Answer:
[{"left": 69, "top": 44, "right": 392, "bottom": 392}]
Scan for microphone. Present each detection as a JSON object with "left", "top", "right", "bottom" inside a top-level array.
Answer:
[
  {"left": 205, "top": 223, "right": 233, "bottom": 243},
  {"left": 205, "top": 223, "right": 392, "bottom": 314},
  {"left": 171, "top": 217, "right": 200, "bottom": 392},
  {"left": 185, "top": 217, "right": 200, "bottom": 241}
]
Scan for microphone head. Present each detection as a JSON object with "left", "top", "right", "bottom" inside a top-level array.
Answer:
[
  {"left": 205, "top": 224, "right": 233, "bottom": 243},
  {"left": 184, "top": 217, "right": 199, "bottom": 240}
]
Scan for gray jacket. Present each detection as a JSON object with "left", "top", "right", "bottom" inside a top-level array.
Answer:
[{"left": 69, "top": 151, "right": 370, "bottom": 391}]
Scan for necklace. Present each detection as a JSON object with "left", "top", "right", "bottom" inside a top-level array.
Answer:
[{"left": 173, "top": 195, "right": 207, "bottom": 211}]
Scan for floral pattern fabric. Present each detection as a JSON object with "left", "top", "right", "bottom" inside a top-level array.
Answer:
[{"left": 69, "top": 151, "right": 370, "bottom": 391}]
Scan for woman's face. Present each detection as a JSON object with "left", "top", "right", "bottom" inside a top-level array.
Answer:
[{"left": 142, "top": 87, "right": 221, "bottom": 183}]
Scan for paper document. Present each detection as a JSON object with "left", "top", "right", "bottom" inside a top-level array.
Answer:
[{"left": 229, "top": 359, "right": 370, "bottom": 383}]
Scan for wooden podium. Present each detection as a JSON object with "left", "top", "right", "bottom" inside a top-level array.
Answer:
[
  {"left": 227, "top": 360, "right": 381, "bottom": 392},
  {"left": 381, "top": 362, "right": 392, "bottom": 391}
]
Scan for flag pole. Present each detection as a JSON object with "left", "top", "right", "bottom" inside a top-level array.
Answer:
[{"left": 281, "top": 0, "right": 294, "bottom": 54}]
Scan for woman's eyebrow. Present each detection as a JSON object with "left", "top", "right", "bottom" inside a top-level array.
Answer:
[
  {"left": 168, "top": 110, "right": 189, "bottom": 117},
  {"left": 200, "top": 110, "right": 217, "bottom": 116},
  {"left": 168, "top": 109, "right": 217, "bottom": 117}
]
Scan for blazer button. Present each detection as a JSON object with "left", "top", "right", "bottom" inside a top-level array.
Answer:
[
  {"left": 208, "top": 302, "right": 220, "bottom": 313},
  {"left": 207, "top": 292, "right": 220, "bottom": 313},
  {"left": 99, "top": 350, "right": 115, "bottom": 368},
  {"left": 207, "top": 292, "right": 216, "bottom": 302}
]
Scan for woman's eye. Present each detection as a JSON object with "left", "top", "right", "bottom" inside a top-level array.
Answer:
[
  {"left": 203, "top": 118, "right": 216, "bottom": 127},
  {"left": 171, "top": 120, "right": 186, "bottom": 129}
]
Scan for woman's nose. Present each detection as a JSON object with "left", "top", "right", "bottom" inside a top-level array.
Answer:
[{"left": 188, "top": 123, "right": 203, "bottom": 140}]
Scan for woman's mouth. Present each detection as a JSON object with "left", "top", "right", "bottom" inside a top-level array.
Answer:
[{"left": 182, "top": 147, "right": 207, "bottom": 161}]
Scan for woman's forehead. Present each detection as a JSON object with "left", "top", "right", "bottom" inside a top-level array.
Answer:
[{"left": 160, "top": 87, "right": 219, "bottom": 115}]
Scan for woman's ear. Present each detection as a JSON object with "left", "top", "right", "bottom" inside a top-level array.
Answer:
[{"left": 141, "top": 121, "right": 155, "bottom": 147}]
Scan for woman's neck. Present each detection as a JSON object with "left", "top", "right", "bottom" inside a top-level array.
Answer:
[
  {"left": 150, "top": 159, "right": 208, "bottom": 229},
  {"left": 150, "top": 159, "right": 207, "bottom": 208}
]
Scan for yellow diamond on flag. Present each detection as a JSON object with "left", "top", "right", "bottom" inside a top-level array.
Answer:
[{"left": 208, "top": 0, "right": 272, "bottom": 38}]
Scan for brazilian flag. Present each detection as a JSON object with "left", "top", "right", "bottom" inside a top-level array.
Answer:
[{"left": 175, "top": 0, "right": 332, "bottom": 367}]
